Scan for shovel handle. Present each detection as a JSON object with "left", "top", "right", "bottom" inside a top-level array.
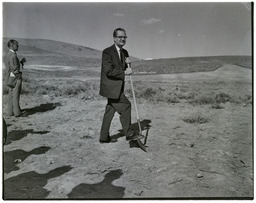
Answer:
[{"left": 130, "top": 75, "right": 142, "bottom": 134}]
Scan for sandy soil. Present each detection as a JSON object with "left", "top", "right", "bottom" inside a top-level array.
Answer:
[{"left": 3, "top": 65, "right": 253, "bottom": 199}]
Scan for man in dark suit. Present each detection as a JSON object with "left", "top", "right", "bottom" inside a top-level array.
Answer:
[
  {"left": 5, "top": 39, "right": 26, "bottom": 117},
  {"left": 99, "top": 28, "right": 143, "bottom": 143}
]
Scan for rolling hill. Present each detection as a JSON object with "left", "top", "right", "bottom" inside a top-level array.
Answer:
[
  {"left": 132, "top": 56, "right": 252, "bottom": 74},
  {"left": 3, "top": 38, "right": 103, "bottom": 68},
  {"left": 2, "top": 38, "right": 252, "bottom": 74},
  {"left": 3, "top": 38, "right": 102, "bottom": 58}
]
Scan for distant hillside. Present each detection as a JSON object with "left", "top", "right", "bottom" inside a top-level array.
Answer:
[
  {"left": 2, "top": 38, "right": 139, "bottom": 68},
  {"left": 3, "top": 38, "right": 102, "bottom": 58},
  {"left": 3, "top": 38, "right": 104, "bottom": 68},
  {"left": 132, "top": 56, "right": 252, "bottom": 74},
  {"left": 2, "top": 38, "right": 252, "bottom": 74}
]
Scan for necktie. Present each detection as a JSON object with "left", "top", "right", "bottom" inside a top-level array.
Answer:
[{"left": 119, "top": 49, "right": 124, "bottom": 68}]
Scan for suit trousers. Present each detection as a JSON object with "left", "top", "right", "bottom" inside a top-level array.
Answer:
[
  {"left": 8, "top": 79, "right": 22, "bottom": 116},
  {"left": 100, "top": 92, "right": 133, "bottom": 141}
]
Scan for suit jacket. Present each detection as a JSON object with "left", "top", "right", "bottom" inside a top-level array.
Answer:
[
  {"left": 4, "top": 51, "right": 22, "bottom": 81},
  {"left": 100, "top": 44, "right": 129, "bottom": 99}
]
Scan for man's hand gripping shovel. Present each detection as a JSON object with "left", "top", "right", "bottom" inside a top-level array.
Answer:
[{"left": 126, "top": 58, "right": 147, "bottom": 152}]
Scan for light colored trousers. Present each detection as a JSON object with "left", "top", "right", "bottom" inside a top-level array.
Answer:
[{"left": 8, "top": 79, "right": 22, "bottom": 116}]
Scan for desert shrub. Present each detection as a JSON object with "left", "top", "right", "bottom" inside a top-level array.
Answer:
[
  {"left": 183, "top": 112, "right": 209, "bottom": 124},
  {"left": 126, "top": 86, "right": 157, "bottom": 102},
  {"left": 211, "top": 103, "right": 224, "bottom": 109},
  {"left": 158, "top": 87, "right": 165, "bottom": 91},
  {"left": 213, "top": 92, "right": 252, "bottom": 105},
  {"left": 191, "top": 92, "right": 233, "bottom": 105},
  {"left": 164, "top": 93, "right": 180, "bottom": 103},
  {"left": 232, "top": 94, "right": 252, "bottom": 105},
  {"left": 215, "top": 92, "right": 230, "bottom": 103},
  {"left": 126, "top": 84, "right": 181, "bottom": 103},
  {"left": 56, "top": 81, "right": 99, "bottom": 98},
  {"left": 62, "top": 85, "right": 82, "bottom": 96},
  {"left": 140, "top": 87, "right": 157, "bottom": 99},
  {"left": 128, "top": 86, "right": 181, "bottom": 104},
  {"left": 176, "top": 92, "right": 194, "bottom": 100},
  {"left": 19, "top": 77, "right": 100, "bottom": 100},
  {"left": 244, "top": 95, "right": 252, "bottom": 104},
  {"left": 192, "top": 94, "right": 215, "bottom": 105},
  {"left": 21, "top": 79, "right": 48, "bottom": 95},
  {"left": 124, "top": 81, "right": 251, "bottom": 106}
]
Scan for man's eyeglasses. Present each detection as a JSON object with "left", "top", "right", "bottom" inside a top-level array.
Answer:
[{"left": 115, "top": 36, "right": 127, "bottom": 39}]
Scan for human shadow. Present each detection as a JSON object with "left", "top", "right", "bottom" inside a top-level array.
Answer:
[
  {"left": 5, "top": 129, "right": 50, "bottom": 145},
  {"left": 3, "top": 165, "right": 72, "bottom": 200},
  {"left": 4, "top": 146, "right": 51, "bottom": 174},
  {"left": 22, "top": 103, "right": 62, "bottom": 116},
  {"left": 68, "top": 169, "right": 125, "bottom": 199}
]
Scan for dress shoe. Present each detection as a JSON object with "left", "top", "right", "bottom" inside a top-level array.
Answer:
[
  {"left": 126, "top": 133, "right": 144, "bottom": 141},
  {"left": 99, "top": 138, "right": 117, "bottom": 144}
]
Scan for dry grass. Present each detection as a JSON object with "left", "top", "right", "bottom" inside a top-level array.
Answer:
[
  {"left": 2, "top": 75, "right": 100, "bottom": 101},
  {"left": 2, "top": 72, "right": 251, "bottom": 109},
  {"left": 183, "top": 112, "right": 210, "bottom": 124},
  {"left": 123, "top": 80, "right": 252, "bottom": 106}
]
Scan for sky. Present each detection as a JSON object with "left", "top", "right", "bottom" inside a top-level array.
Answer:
[{"left": 2, "top": 2, "right": 252, "bottom": 59}]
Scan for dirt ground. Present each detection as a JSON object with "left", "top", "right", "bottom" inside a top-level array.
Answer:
[{"left": 2, "top": 65, "right": 253, "bottom": 199}]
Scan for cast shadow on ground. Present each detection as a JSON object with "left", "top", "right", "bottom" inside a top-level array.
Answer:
[
  {"left": 112, "top": 119, "right": 151, "bottom": 149},
  {"left": 4, "top": 146, "right": 51, "bottom": 174},
  {"left": 22, "top": 103, "right": 62, "bottom": 116},
  {"left": 112, "top": 119, "right": 151, "bottom": 139},
  {"left": 3, "top": 165, "right": 72, "bottom": 200},
  {"left": 5, "top": 129, "right": 50, "bottom": 145},
  {"left": 68, "top": 169, "right": 125, "bottom": 199}
]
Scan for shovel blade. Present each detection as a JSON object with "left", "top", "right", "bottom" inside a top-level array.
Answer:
[{"left": 137, "top": 139, "right": 147, "bottom": 152}]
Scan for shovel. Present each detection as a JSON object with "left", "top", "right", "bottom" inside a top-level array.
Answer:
[{"left": 129, "top": 74, "right": 147, "bottom": 152}]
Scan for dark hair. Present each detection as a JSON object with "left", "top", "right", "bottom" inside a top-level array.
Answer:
[
  {"left": 113, "top": 28, "right": 126, "bottom": 37},
  {"left": 7, "top": 39, "right": 18, "bottom": 48}
]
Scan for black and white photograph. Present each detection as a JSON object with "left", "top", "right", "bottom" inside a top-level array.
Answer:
[{"left": 2, "top": 1, "right": 253, "bottom": 200}]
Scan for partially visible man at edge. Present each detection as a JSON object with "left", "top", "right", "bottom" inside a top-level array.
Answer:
[
  {"left": 5, "top": 39, "right": 26, "bottom": 117},
  {"left": 99, "top": 28, "right": 143, "bottom": 143}
]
